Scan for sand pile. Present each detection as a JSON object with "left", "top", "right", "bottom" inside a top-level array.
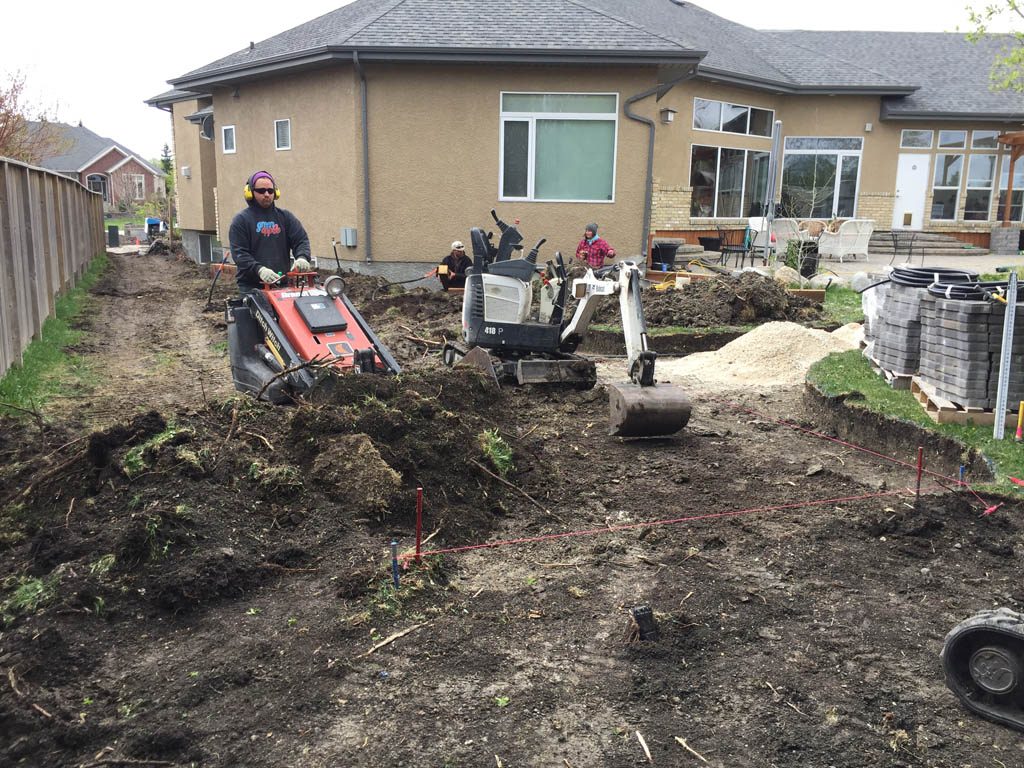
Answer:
[{"left": 637, "top": 321, "right": 861, "bottom": 392}]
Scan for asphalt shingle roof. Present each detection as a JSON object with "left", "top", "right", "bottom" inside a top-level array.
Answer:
[
  {"left": 166, "top": 0, "right": 1024, "bottom": 117},
  {"left": 31, "top": 122, "right": 162, "bottom": 176},
  {"left": 768, "top": 30, "right": 1024, "bottom": 117},
  {"left": 173, "top": 0, "right": 698, "bottom": 85}
]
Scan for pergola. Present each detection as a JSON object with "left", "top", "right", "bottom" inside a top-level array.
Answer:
[{"left": 998, "top": 131, "right": 1024, "bottom": 226}]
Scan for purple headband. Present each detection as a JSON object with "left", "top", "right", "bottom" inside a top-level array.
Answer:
[{"left": 250, "top": 171, "right": 274, "bottom": 186}]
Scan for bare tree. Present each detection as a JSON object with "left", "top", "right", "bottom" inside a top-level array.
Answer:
[{"left": 0, "top": 72, "right": 67, "bottom": 164}]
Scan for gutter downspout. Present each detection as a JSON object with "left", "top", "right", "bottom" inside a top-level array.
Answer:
[
  {"left": 353, "top": 52, "right": 372, "bottom": 262},
  {"left": 623, "top": 65, "right": 698, "bottom": 259}
]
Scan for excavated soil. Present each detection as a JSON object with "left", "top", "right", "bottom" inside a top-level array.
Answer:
[{"left": 1, "top": 253, "right": 1022, "bottom": 768}]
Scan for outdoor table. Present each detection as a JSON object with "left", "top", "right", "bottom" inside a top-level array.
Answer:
[{"left": 889, "top": 230, "right": 918, "bottom": 265}]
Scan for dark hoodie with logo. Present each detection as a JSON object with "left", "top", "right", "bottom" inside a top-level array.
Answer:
[{"left": 229, "top": 200, "right": 311, "bottom": 289}]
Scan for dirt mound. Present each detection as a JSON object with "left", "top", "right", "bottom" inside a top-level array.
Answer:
[{"left": 595, "top": 271, "right": 822, "bottom": 327}]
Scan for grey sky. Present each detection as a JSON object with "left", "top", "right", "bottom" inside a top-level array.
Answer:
[{"left": 4, "top": 0, "right": 1009, "bottom": 162}]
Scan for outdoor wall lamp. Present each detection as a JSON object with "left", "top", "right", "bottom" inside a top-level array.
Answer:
[{"left": 659, "top": 108, "right": 677, "bottom": 124}]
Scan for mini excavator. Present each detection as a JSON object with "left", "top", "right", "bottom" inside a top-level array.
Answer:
[
  {"left": 442, "top": 210, "right": 691, "bottom": 437},
  {"left": 226, "top": 269, "right": 400, "bottom": 403}
]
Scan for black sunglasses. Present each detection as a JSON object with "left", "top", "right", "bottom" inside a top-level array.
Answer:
[{"left": 253, "top": 187, "right": 275, "bottom": 195}]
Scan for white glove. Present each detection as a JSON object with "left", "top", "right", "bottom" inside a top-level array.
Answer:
[
  {"left": 292, "top": 258, "right": 312, "bottom": 272},
  {"left": 258, "top": 266, "right": 280, "bottom": 284}
]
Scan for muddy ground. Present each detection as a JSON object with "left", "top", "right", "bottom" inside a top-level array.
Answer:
[{"left": 1, "top": 252, "right": 1022, "bottom": 767}]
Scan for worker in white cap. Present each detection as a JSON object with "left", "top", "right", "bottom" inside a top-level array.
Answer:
[{"left": 438, "top": 240, "right": 472, "bottom": 291}]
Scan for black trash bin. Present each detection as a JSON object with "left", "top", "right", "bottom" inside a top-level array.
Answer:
[
  {"left": 106, "top": 225, "right": 119, "bottom": 248},
  {"left": 798, "top": 242, "right": 819, "bottom": 278},
  {"left": 650, "top": 243, "right": 680, "bottom": 270}
]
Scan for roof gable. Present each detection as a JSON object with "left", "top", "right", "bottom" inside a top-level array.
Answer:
[{"left": 30, "top": 122, "right": 164, "bottom": 176}]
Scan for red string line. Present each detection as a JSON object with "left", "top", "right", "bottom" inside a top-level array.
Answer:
[
  {"left": 715, "top": 397, "right": 993, "bottom": 508},
  {"left": 405, "top": 485, "right": 925, "bottom": 562}
]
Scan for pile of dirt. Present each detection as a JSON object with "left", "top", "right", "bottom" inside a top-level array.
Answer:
[
  {"left": 594, "top": 271, "right": 823, "bottom": 327},
  {"left": 144, "top": 239, "right": 188, "bottom": 259},
  {"left": 654, "top": 320, "right": 859, "bottom": 390}
]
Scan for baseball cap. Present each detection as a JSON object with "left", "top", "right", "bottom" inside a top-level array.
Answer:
[{"left": 452, "top": 241, "right": 465, "bottom": 250}]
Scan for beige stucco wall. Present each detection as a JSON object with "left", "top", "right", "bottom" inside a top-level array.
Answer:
[
  {"left": 362, "top": 63, "right": 655, "bottom": 261},
  {"left": 172, "top": 98, "right": 217, "bottom": 232},
  {"left": 650, "top": 78, "right": 1024, "bottom": 235},
  {"left": 200, "top": 63, "right": 657, "bottom": 263},
  {"left": 210, "top": 68, "right": 358, "bottom": 261}
]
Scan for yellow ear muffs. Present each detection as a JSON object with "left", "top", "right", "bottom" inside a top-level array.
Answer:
[{"left": 244, "top": 173, "right": 280, "bottom": 201}]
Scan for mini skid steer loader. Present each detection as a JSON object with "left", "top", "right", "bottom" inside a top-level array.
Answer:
[
  {"left": 442, "top": 210, "right": 691, "bottom": 437},
  {"left": 226, "top": 269, "right": 400, "bottom": 403}
]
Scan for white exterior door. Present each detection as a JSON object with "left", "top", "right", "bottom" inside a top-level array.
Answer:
[{"left": 892, "top": 154, "right": 930, "bottom": 229}]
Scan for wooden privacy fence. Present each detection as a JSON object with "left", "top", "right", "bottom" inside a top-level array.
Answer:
[{"left": 0, "top": 157, "right": 104, "bottom": 379}]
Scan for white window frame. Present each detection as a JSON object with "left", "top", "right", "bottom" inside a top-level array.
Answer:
[
  {"left": 688, "top": 144, "right": 770, "bottom": 219},
  {"left": 692, "top": 97, "right": 774, "bottom": 138},
  {"left": 498, "top": 92, "right": 618, "bottom": 203},
  {"left": 964, "top": 154, "right": 997, "bottom": 221},
  {"left": 972, "top": 130, "right": 1000, "bottom": 149},
  {"left": 938, "top": 130, "right": 967, "bottom": 149},
  {"left": 275, "top": 119, "right": 291, "bottom": 151},
  {"left": 900, "top": 129, "right": 934, "bottom": 149},
  {"left": 931, "top": 153, "right": 964, "bottom": 221},
  {"left": 780, "top": 137, "right": 863, "bottom": 219},
  {"left": 87, "top": 174, "right": 108, "bottom": 202},
  {"left": 222, "top": 125, "right": 236, "bottom": 154},
  {"left": 131, "top": 174, "right": 145, "bottom": 200}
]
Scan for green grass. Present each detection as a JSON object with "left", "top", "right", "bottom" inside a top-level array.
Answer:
[
  {"left": 103, "top": 217, "right": 144, "bottom": 233},
  {"left": 0, "top": 253, "right": 107, "bottom": 414},
  {"left": 822, "top": 285, "right": 864, "bottom": 326},
  {"left": 808, "top": 350, "right": 1024, "bottom": 491}
]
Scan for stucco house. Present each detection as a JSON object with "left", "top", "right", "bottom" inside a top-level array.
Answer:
[
  {"left": 147, "top": 0, "right": 1024, "bottom": 269},
  {"left": 32, "top": 122, "right": 165, "bottom": 213}
]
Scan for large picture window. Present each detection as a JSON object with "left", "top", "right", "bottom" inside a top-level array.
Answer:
[
  {"left": 690, "top": 145, "right": 769, "bottom": 218},
  {"left": 964, "top": 154, "right": 996, "bottom": 220},
  {"left": 780, "top": 137, "right": 862, "bottom": 218},
  {"left": 997, "top": 155, "right": 1024, "bottom": 222},
  {"left": 693, "top": 98, "right": 773, "bottom": 138},
  {"left": 500, "top": 93, "right": 617, "bottom": 202},
  {"left": 932, "top": 154, "right": 963, "bottom": 220}
]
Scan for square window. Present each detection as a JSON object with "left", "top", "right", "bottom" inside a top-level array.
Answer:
[
  {"left": 972, "top": 130, "right": 1000, "bottom": 149},
  {"left": 938, "top": 130, "right": 967, "bottom": 149},
  {"left": 900, "top": 129, "right": 933, "bottom": 149},
  {"left": 222, "top": 125, "right": 236, "bottom": 154},
  {"left": 964, "top": 189, "right": 992, "bottom": 220},
  {"left": 931, "top": 189, "right": 958, "bottom": 220},
  {"left": 693, "top": 98, "right": 722, "bottom": 131},
  {"left": 500, "top": 93, "right": 617, "bottom": 202},
  {"left": 275, "top": 119, "right": 291, "bottom": 151}
]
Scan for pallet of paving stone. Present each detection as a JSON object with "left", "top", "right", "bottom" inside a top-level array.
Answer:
[
  {"left": 867, "top": 354, "right": 913, "bottom": 390},
  {"left": 911, "top": 376, "right": 1016, "bottom": 427}
]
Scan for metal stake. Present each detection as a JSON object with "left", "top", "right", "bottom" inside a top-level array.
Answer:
[{"left": 994, "top": 272, "right": 1018, "bottom": 440}]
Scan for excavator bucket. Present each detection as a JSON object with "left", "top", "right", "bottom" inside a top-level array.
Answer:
[{"left": 608, "top": 382, "right": 692, "bottom": 438}]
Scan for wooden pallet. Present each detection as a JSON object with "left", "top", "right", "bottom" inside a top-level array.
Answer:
[
  {"left": 910, "top": 376, "right": 1017, "bottom": 428},
  {"left": 867, "top": 355, "right": 913, "bottom": 391}
]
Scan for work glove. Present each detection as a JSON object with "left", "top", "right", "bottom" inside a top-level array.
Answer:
[
  {"left": 292, "top": 258, "right": 312, "bottom": 272},
  {"left": 258, "top": 266, "right": 280, "bottom": 284}
]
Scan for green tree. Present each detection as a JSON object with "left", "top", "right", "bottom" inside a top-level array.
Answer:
[
  {"left": 966, "top": 1, "right": 1024, "bottom": 91},
  {"left": 159, "top": 143, "right": 174, "bottom": 197}
]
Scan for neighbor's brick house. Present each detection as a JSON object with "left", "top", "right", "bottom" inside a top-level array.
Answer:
[{"left": 32, "top": 122, "right": 165, "bottom": 212}]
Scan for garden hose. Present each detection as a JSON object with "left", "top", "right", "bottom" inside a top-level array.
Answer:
[
  {"left": 927, "top": 280, "right": 1016, "bottom": 303},
  {"left": 890, "top": 266, "right": 979, "bottom": 288}
]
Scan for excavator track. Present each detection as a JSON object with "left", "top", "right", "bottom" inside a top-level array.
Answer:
[{"left": 941, "top": 607, "right": 1024, "bottom": 731}]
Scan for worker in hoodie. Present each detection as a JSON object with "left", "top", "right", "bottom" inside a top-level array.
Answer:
[{"left": 229, "top": 170, "right": 312, "bottom": 293}]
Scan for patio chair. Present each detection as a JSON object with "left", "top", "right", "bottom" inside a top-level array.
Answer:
[
  {"left": 746, "top": 217, "right": 772, "bottom": 265},
  {"left": 817, "top": 219, "right": 874, "bottom": 263},
  {"left": 716, "top": 226, "right": 749, "bottom": 267}
]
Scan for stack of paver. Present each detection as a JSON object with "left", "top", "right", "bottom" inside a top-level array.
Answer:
[
  {"left": 863, "top": 282, "right": 925, "bottom": 376},
  {"left": 918, "top": 294, "right": 1024, "bottom": 409}
]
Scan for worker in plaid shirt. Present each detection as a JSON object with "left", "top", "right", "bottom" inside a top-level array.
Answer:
[{"left": 574, "top": 222, "right": 616, "bottom": 270}]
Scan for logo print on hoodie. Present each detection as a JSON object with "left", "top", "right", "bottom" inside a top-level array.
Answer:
[{"left": 256, "top": 221, "right": 281, "bottom": 237}]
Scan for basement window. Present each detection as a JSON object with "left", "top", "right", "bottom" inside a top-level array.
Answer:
[{"left": 275, "top": 119, "right": 291, "bottom": 151}]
